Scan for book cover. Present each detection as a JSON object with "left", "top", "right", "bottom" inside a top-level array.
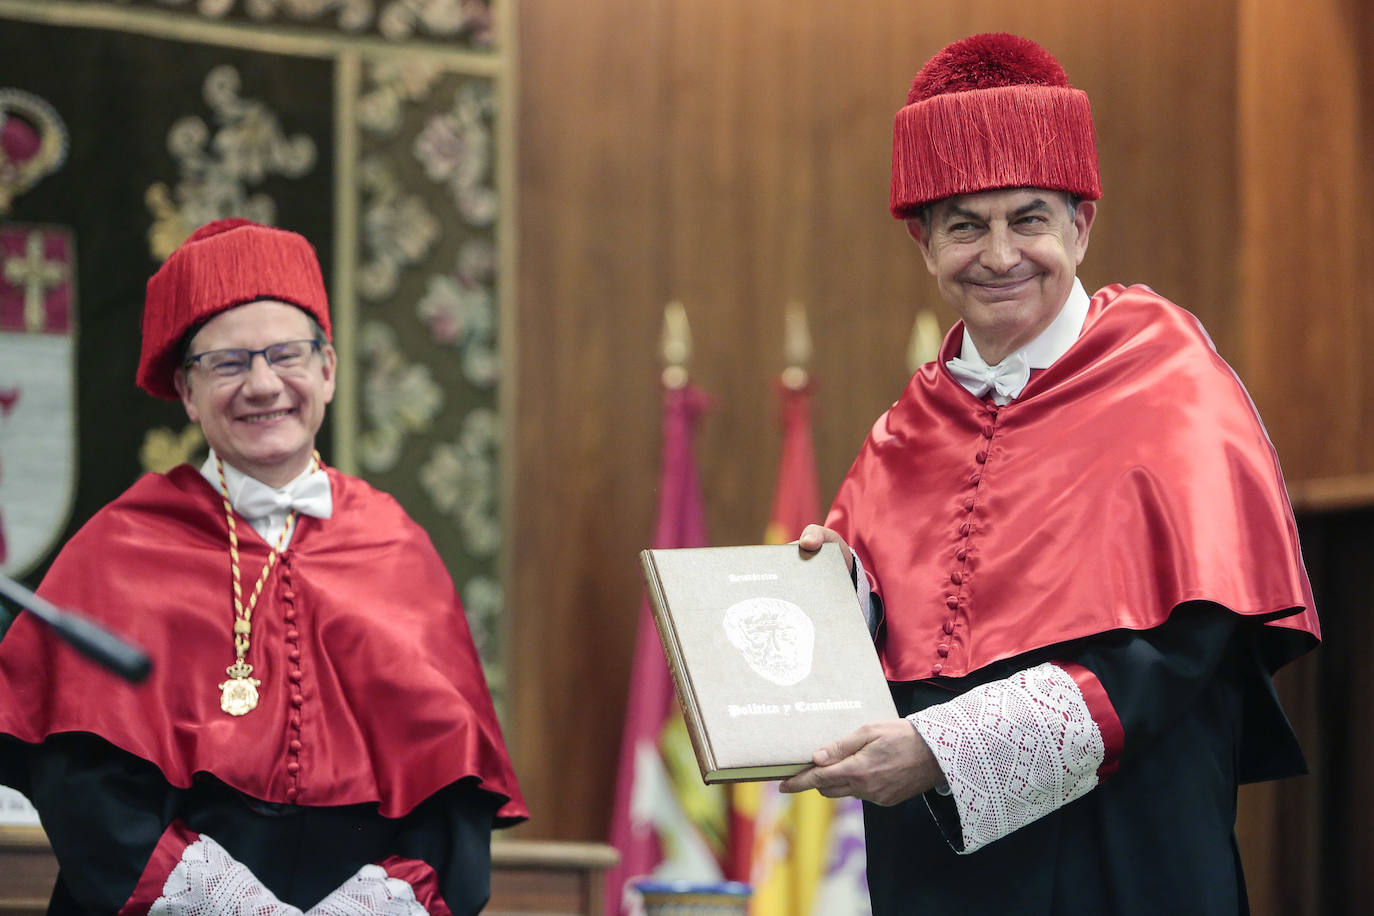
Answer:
[{"left": 639, "top": 542, "right": 897, "bottom": 783}]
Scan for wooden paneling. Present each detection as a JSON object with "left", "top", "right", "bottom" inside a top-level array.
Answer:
[
  {"left": 512, "top": 0, "right": 1244, "bottom": 845},
  {"left": 488, "top": 840, "right": 619, "bottom": 915},
  {"left": 1238, "top": 0, "right": 1374, "bottom": 483},
  {"left": 0, "top": 828, "right": 54, "bottom": 915},
  {"left": 507, "top": 0, "right": 666, "bottom": 843},
  {"left": 1231, "top": 9, "right": 1374, "bottom": 902}
]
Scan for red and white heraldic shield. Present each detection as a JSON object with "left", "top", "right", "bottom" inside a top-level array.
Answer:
[{"left": 0, "top": 223, "right": 76, "bottom": 576}]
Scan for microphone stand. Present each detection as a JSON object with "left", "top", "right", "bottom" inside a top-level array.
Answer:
[{"left": 0, "top": 574, "right": 152, "bottom": 683}]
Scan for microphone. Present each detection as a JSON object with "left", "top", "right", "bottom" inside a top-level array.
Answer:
[{"left": 0, "top": 574, "right": 152, "bottom": 683}]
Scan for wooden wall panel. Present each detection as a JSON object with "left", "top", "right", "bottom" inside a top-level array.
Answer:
[
  {"left": 1233, "top": 10, "right": 1374, "bottom": 914},
  {"left": 1239, "top": 0, "right": 1373, "bottom": 488},
  {"left": 508, "top": 0, "right": 666, "bottom": 839}
]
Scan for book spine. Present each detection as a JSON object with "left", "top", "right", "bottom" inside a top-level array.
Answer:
[{"left": 638, "top": 549, "right": 717, "bottom": 779}]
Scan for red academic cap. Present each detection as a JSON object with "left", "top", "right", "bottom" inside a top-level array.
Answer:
[
  {"left": 890, "top": 33, "right": 1102, "bottom": 218},
  {"left": 137, "top": 219, "right": 332, "bottom": 399}
]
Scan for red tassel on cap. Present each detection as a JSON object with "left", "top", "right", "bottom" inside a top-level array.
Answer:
[
  {"left": 908, "top": 33, "right": 1069, "bottom": 103},
  {"left": 136, "top": 220, "right": 332, "bottom": 400},
  {"left": 891, "top": 33, "right": 1100, "bottom": 217}
]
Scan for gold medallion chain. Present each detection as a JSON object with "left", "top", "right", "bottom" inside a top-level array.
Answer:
[{"left": 215, "top": 453, "right": 318, "bottom": 716}]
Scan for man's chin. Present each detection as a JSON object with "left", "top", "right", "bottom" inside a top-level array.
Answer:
[{"left": 231, "top": 441, "right": 313, "bottom": 472}]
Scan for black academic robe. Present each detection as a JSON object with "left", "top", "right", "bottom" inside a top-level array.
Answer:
[
  {"left": 864, "top": 604, "right": 1298, "bottom": 915},
  {"left": 11, "top": 733, "right": 499, "bottom": 914}
]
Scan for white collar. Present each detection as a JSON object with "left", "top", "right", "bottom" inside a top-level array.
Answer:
[
  {"left": 959, "top": 276, "right": 1091, "bottom": 371},
  {"left": 197, "top": 449, "right": 333, "bottom": 523}
]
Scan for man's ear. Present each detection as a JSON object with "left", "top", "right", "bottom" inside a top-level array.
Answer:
[
  {"left": 905, "top": 218, "right": 938, "bottom": 275},
  {"left": 319, "top": 343, "right": 338, "bottom": 405},
  {"left": 1072, "top": 200, "right": 1097, "bottom": 265},
  {"left": 173, "top": 368, "right": 199, "bottom": 423}
]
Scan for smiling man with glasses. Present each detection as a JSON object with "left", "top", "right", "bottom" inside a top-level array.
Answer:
[
  {"left": 0, "top": 219, "right": 526, "bottom": 914},
  {"left": 175, "top": 301, "right": 334, "bottom": 489},
  {"left": 184, "top": 337, "right": 324, "bottom": 377}
]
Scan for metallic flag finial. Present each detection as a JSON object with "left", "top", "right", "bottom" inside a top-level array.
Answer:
[
  {"left": 782, "top": 300, "right": 812, "bottom": 390},
  {"left": 661, "top": 300, "right": 692, "bottom": 389},
  {"left": 907, "top": 309, "right": 943, "bottom": 374}
]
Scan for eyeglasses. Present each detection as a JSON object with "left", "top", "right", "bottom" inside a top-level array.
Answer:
[{"left": 184, "top": 339, "right": 324, "bottom": 379}]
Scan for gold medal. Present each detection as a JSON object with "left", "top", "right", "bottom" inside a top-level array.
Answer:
[
  {"left": 212, "top": 454, "right": 314, "bottom": 716},
  {"left": 219, "top": 667, "right": 261, "bottom": 716}
]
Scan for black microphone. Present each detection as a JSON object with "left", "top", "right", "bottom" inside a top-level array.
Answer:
[{"left": 0, "top": 574, "right": 152, "bottom": 683}]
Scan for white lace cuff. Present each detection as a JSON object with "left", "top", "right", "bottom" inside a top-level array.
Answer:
[
  {"left": 151, "top": 834, "right": 304, "bottom": 916},
  {"left": 910, "top": 662, "right": 1106, "bottom": 854},
  {"left": 306, "top": 864, "right": 429, "bottom": 916}
]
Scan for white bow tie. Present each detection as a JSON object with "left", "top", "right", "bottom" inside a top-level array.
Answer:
[
  {"left": 945, "top": 351, "right": 1031, "bottom": 405},
  {"left": 232, "top": 468, "right": 333, "bottom": 521}
]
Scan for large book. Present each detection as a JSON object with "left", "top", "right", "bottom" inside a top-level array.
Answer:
[{"left": 639, "top": 542, "right": 897, "bottom": 784}]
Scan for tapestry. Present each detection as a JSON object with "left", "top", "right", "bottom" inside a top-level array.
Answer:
[
  {"left": 100, "top": 0, "right": 493, "bottom": 45},
  {"left": 0, "top": 0, "right": 510, "bottom": 700}
]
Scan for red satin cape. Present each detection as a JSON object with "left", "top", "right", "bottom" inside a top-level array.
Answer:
[
  {"left": 0, "top": 466, "right": 526, "bottom": 823},
  {"left": 827, "top": 284, "right": 1319, "bottom": 683}
]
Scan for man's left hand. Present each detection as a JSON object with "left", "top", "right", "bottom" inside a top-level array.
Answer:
[{"left": 778, "top": 719, "right": 943, "bottom": 806}]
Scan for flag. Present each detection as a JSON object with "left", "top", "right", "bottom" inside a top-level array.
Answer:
[
  {"left": 0, "top": 224, "right": 77, "bottom": 578},
  {"left": 735, "top": 379, "right": 874, "bottom": 916},
  {"left": 606, "top": 383, "right": 730, "bottom": 915}
]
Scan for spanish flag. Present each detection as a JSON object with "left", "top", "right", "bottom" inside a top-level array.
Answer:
[
  {"left": 606, "top": 382, "right": 730, "bottom": 913},
  {"left": 733, "top": 377, "right": 873, "bottom": 916}
]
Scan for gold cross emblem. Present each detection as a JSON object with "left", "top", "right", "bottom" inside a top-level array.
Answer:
[{"left": 3, "top": 232, "right": 67, "bottom": 332}]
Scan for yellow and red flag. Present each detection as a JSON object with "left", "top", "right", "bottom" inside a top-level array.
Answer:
[
  {"left": 606, "top": 383, "right": 731, "bottom": 914},
  {"left": 733, "top": 378, "right": 873, "bottom": 916}
]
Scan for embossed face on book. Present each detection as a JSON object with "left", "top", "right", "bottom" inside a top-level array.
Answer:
[
  {"left": 723, "top": 597, "right": 816, "bottom": 687},
  {"left": 639, "top": 544, "right": 898, "bottom": 783}
]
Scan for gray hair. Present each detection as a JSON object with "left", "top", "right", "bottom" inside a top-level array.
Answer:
[{"left": 916, "top": 189, "right": 1081, "bottom": 228}]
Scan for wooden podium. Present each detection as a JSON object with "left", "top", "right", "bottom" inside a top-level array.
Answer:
[{"left": 0, "top": 827, "right": 618, "bottom": 915}]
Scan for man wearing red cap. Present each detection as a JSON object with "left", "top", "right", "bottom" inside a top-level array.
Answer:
[
  {"left": 782, "top": 34, "right": 1319, "bottom": 913},
  {"left": 0, "top": 220, "right": 527, "bottom": 914}
]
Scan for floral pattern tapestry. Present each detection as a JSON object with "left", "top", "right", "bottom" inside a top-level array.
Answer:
[{"left": 0, "top": 0, "right": 509, "bottom": 699}]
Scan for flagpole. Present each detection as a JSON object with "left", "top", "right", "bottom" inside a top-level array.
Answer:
[
  {"left": 730, "top": 300, "right": 819, "bottom": 886},
  {"left": 605, "top": 302, "right": 724, "bottom": 915},
  {"left": 741, "top": 302, "right": 874, "bottom": 916}
]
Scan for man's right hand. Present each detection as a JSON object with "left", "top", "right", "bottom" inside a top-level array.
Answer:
[
  {"left": 797, "top": 524, "right": 854, "bottom": 574},
  {"left": 777, "top": 718, "right": 944, "bottom": 806}
]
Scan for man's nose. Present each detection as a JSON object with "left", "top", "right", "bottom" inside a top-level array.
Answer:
[
  {"left": 980, "top": 227, "right": 1020, "bottom": 273},
  {"left": 241, "top": 353, "right": 284, "bottom": 395}
]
